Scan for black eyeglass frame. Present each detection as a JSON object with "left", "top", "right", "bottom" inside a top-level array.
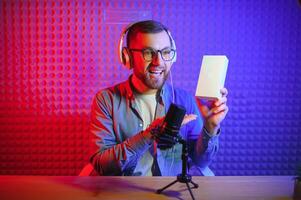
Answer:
[{"left": 129, "top": 47, "right": 176, "bottom": 62}]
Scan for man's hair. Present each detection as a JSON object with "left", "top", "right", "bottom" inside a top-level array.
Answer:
[{"left": 126, "top": 20, "right": 171, "bottom": 48}]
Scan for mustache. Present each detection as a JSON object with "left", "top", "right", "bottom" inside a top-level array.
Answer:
[{"left": 146, "top": 64, "right": 165, "bottom": 71}]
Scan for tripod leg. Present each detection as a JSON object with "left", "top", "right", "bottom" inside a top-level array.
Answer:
[
  {"left": 190, "top": 180, "right": 199, "bottom": 188},
  {"left": 156, "top": 180, "right": 178, "bottom": 194},
  {"left": 185, "top": 182, "right": 196, "bottom": 200}
]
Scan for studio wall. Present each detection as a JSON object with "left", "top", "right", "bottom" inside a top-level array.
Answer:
[{"left": 0, "top": 0, "right": 301, "bottom": 175}]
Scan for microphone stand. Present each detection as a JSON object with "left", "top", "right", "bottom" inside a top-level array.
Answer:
[{"left": 156, "top": 136, "right": 199, "bottom": 200}]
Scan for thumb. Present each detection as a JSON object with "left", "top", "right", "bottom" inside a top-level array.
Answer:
[
  {"left": 181, "top": 114, "right": 197, "bottom": 126},
  {"left": 196, "top": 98, "right": 214, "bottom": 118}
]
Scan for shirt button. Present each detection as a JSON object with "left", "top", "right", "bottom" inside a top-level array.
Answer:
[{"left": 139, "top": 123, "right": 143, "bottom": 127}]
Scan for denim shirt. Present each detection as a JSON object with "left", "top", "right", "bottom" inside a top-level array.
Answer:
[{"left": 90, "top": 76, "right": 219, "bottom": 176}]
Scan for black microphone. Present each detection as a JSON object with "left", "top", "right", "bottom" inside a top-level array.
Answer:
[{"left": 161, "top": 103, "right": 186, "bottom": 137}]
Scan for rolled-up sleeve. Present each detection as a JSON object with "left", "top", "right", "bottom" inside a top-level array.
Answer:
[
  {"left": 89, "top": 92, "right": 152, "bottom": 175},
  {"left": 185, "top": 95, "right": 220, "bottom": 173},
  {"left": 194, "top": 127, "right": 220, "bottom": 168}
]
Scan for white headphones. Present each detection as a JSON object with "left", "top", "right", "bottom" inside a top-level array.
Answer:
[{"left": 118, "top": 22, "right": 177, "bottom": 70}]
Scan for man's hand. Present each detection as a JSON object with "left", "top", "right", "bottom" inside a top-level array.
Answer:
[
  {"left": 147, "top": 114, "right": 197, "bottom": 149},
  {"left": 196, "top": 88, "right": 229, "bottom": 135}
]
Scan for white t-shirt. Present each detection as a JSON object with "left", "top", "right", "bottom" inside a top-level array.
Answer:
[{"left": 133, "top": 92, "right": 157, "bottom": 176}]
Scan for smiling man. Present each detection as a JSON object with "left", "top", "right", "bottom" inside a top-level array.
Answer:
[
  {"left": 130, "top": 30, "right": 172, "bottom": 92},
  {"left": 89, "top": 20, "right": 228, "bottom": 176}
]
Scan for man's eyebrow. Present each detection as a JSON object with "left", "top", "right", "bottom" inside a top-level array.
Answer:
[
  {"left": 139, "top": 46, "right": 171, "bottom": 50},
  {"left": 140, "top": 46, "right": 153, "bottom": 49}
]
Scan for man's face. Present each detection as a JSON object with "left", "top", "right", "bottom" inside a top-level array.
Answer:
[{"left": 129, "top": 31, "right": 173, "bottom": 90}]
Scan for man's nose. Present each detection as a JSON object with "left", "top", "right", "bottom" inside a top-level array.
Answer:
[{"left": 151, "top": 52, "right": 164, "bottom": 66}]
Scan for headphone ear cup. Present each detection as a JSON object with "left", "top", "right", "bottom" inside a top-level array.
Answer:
[
  {"left": 172, "top": 38, "right": 177, "bottom": 62},
  {"left": 172, "top": 49, "right": 177, "bottom": 62},
  {"left": 166, "top": 30, "right": 177, "bottom": 63},
  {"left": 122, "top": 47, "right": 132, "bottom": 69}
]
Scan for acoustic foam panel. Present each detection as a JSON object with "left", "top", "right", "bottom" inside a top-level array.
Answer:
[{"left": 0, "top": 0, "right": 300, "bottom": 175}]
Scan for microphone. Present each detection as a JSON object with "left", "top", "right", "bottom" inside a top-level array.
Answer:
[{"left": 161, "top": 103, "right": 186, "bottom": 137}]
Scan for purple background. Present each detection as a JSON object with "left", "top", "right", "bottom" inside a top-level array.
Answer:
[{"left": 0, "top": 0, "right": 300, "bottom": 175}]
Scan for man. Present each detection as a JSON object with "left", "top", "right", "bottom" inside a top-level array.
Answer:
[{"left": 89, "top": 20, "right": 228, "bottom": 176}]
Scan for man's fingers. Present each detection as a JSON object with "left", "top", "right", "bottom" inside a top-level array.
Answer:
[
  {"left": 212, "top": 104, "right": 229, "bottom": 114},
  {"left": 213, "top": 88, "right": 228, "bottom": 106},
  {"left": 220, "top": 88, "right": 228, "bottom": 97},
  {"left": 157, "top": 134, "right": 175, "bottom": 143},
  {"left": 214, "top": 96, "right": 227, "bottom": 107},
  {"left": 181, "top": 114, "right": 197, "bottom": 125},
  {"left": 152, "top": 117, "right": 164, "bottom": 126}
]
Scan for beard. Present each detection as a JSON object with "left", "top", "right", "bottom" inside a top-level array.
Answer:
[{"left": 134, "top": 65, "right": 170, "bottom": 90}]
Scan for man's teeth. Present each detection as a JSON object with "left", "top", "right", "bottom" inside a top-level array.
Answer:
[{"left": 149, "top": 70, "right": 163, "bottom": 74}]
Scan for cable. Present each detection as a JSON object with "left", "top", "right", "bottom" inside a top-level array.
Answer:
[
  {"left": 168, "top": 67, "right": 176, "bottom": 174},
  {"left": 169, "top": 68, "right": 175, "bottom": 103}
]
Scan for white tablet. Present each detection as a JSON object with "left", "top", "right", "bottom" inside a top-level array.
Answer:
[{"left": 195, "top": 55, "right": 229, "bottom": 100}]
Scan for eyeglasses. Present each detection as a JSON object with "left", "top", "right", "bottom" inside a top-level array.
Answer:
[{"left": 129, "top": 47, "right": 176, "bottom": 62}]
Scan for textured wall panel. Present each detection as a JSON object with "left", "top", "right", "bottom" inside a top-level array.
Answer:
[{"left": 0, "top": 0, "right": 300, "bottom": 175}]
